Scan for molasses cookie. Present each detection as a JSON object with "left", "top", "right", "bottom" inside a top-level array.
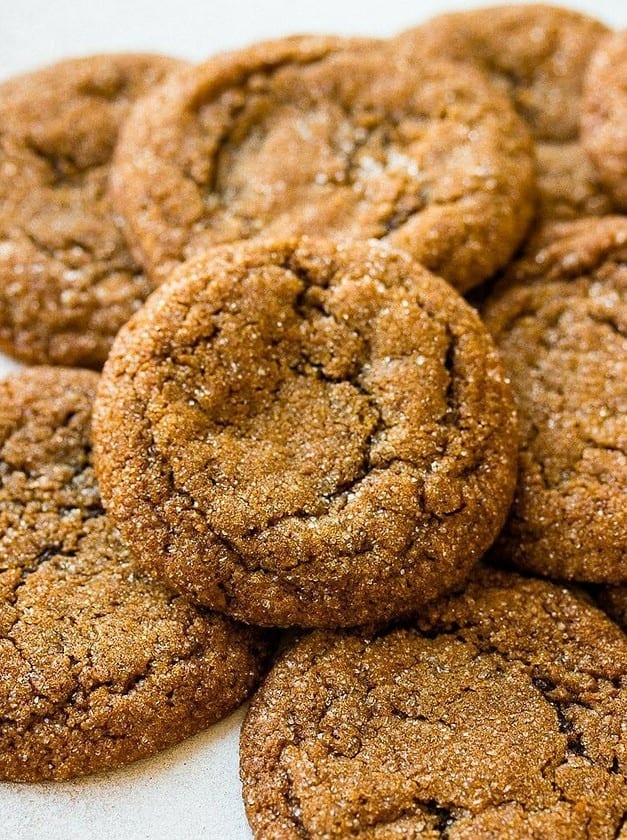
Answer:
[
  {"left": 482, "top": 217, "right": 627, "bottom": 583},
  {"left": 397, "top": 5, "right": 611, "bottom": 222},
  {"left": 93, "top": 238, "right": 518, "bottom": 628},
  {"left": 240, "top": 567, "right": 627, "bottom": 840},
  {"left": 582, "top": 31, "right": 627, "bottom": 210},
  {"left": 0, "top": 367, "right": 269, "bottom": 781},
  {"left": 111, "top": 36, "right": 534, "bottom": 292},
  {"left": 0, "top": 53, "right": 184, "bottom": 368}
]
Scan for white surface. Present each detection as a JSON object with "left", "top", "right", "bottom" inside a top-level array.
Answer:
[{"left": 0, "top": 1, "right": 625, "bottom": 838}]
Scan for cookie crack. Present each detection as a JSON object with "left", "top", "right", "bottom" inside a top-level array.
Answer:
[
  {"left": 189, "top": 46, "right": 353, "bottom": 201},
  {"left": 23, "top": 137, "right": 91, "bottom": 185},
  {"left": 3, "top": 602, "right": 206, "bottom": 735}
]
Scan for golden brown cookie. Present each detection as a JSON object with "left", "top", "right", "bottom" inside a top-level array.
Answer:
[
  {"left": 240, "top": 567, "right": 627, "bottom": 840},
  {"left": 0, "top": 367, "right": 270, "bottom": 781},
  {"left": 396, "top": 5, "right": 611, "bottom": 222},
  {"left": 0, "top": 54, "right": 184, "bottom": 368},
  {"left": 93, "top": 238, "right": 518, "bottom": 628},
  {"left": 582, "top": 31, "right": 627, "bottom": 210},
  {"left": 111, "top": 35, "right": 534, "bottom": 292},
  {"left": 482, "top": 217, "right": 627, "bottom": 583}
]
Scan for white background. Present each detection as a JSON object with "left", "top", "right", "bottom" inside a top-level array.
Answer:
[{"left": 1, "top": 1, "right": 625, "bottom": 838}]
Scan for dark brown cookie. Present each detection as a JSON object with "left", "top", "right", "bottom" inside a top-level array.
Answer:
[
  {"left": 582, "top": 31, "right": 627, "bottom": 210},
  {"left": 482, "top": 217, "right": 627, "bottom": 583},
  {"left": 0, "top": 54, "right": 184, "bottom": 368},
  {"left": 241, "top": 567, "right": 627, "bottom": 840},
  {"left": 0, "top": 367, "right": 270, "bottom": 781},
  {"left": 93, "top": 238, "right": 518, "bottom": 628},
  {"left": 111, "top": 35, "right": 534, "bottom": 292},
  {"left": 396, "top": 5, "right": 611, "bottom": 223}
]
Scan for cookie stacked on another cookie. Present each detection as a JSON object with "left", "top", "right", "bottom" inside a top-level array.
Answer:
[
  {"left": 0, "top": 7, "right": 625, "bottom": 830},
  {"left": 0, "top": 54, "right": 186, "bottom": 368},
  {"left": 110, "top": 35, "right": 535, "bottom": 292},
  {"left": 482, "top": 216, "right": 626, "bottom": 584},
  {"left": 0, "top": 367, "right": 271, "bottom": 781},
  {"left": 241, "top": 568, "right": 627, "bottom": 839},
  {"left": 396, "top": 5, "right": 614, "bottom": 223},
  {"left": 93, "top": 238, "right": 518, "bottom": 628}
]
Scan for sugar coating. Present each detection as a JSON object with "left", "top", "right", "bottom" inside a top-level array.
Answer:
[
  {"left": 397, "top": 5, "right": 608, "bottom": 142},
  {"left": 0, "top": 367, "right": 270, "bottom": 781},
  {"left": 111, "top": 35, "right": 535, "bottom": 292},
  {"left": 396, "top": 5, "right": 612, "bottom": 224},
  {"left": 93, "top": 238, "right": 518, "bottom": 628},
  {"left": 241, "top": 568, "right": 627, "bottom": 839},
  {"left": 483, "top": 217, "right": 627, "bottom": 583},
  {"left": 0, "top": 54, "right": 184, "bottom": 367}
]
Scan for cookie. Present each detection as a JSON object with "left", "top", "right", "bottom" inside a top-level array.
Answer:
[
  {"left": 0, "top": 53, "right": 184, "bottom": 368},
  {"left": 0, "top": 367, "right": 270, "bottom": 781},
  {"left": 398, "top": 5, "right": 608, "bottom": 142},
  {"left": 535, "top": 140, "right": 614, "bottom": 221},
  {"left": 482, "top": 217, "right": 627, "bottom": 583},
  {"left": 93, "top": 238, "right": 518, "bottom": 628},
  {"left": 597, "top": 586, "right": 627, "bottom": 632},
  {"left": 582, "top": 31, "right": 627, "bottom": 210},
  {"left": 396, "top": 5, "right": 611, "bottom": 222},
  {"left": 240, "top": 567, "right": 627, "bottom": 840},
  {"left": 111, "top": 35, "right": 534, "bottom": 292}
]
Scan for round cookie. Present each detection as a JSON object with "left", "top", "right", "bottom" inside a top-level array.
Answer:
[
  {"left": 0, "top": 367, "right": 270, "bottom": 781},
  {"left": 241, "top": 567, "right": 627, "bottom": 840},
  {"left": 93, "top": 238, "right": 518, "bottom": 628},
  {"left": 396, "top": 5, "right": 611, "bottom": 222},
  {"left": 0, "top": 53, "right": 184, "bottom": 368},
  {"left": 482, "top": 217, "right": 627, "bottom": 583},
  {"left": 111, "top": 36, "right": 534, "bottom": 292},
  {"left": 582, "top": 31, "right": 627, "bottom": 210}
]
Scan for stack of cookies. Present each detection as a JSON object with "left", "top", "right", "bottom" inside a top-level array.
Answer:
[{"left": 0, "top": 5, "right": 625, "bottom": 838}]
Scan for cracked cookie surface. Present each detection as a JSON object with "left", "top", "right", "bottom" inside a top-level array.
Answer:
[
  {"left": 93, "top": 238, "right": 518, "bottom": 628},
  {"left": 582, "top": 30, "right": 627, "bottom": 210},
  {"left": 396, "top": 5, "right": 611, "bottom": 223},
  {"left": 0, "top": 54, "right": 184, "bottom": 367},
  {"left": 482, "top": 217, "right": 627, "bottom": 583},
  {"left": 111, "top": 35, "right": 534, "bottom": 292},
  {"left": 0, "top": 367, "right": 270, "bottom": 781},
  {"left": 241, "top": 568, "right": 627, "bottom": 840}
]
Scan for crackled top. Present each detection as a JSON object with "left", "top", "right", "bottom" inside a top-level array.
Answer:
[
  {"left": 241, "top": 568, "right": 627, "bottom": 839},
  {"left": 0, "top": 54, "right": 184, "bottom": 367},
  {"left": 94, "top": 238, "right": 517, "bottom": 628},
  {"left": 482, "top": 217, "right": 627, "bottom": 583},
  {"left": 0, "top": 367, "right": 269, "bottom": 781},
  {"left": 111, "top": 35, "right": 534, "bottom": 292}
]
